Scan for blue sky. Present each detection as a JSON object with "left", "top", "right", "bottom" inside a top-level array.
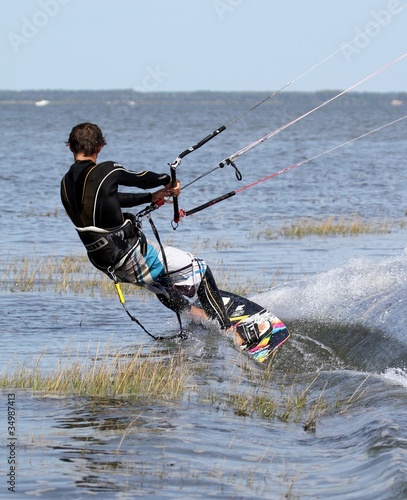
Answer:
[{"left": 1, "top": 0, "right": 406, "bottom": 92}]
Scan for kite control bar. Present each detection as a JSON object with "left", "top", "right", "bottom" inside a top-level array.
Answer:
[{"left": 169, "top": 125, "right": 227, "bottom": 227}]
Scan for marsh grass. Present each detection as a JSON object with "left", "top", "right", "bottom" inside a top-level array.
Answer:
[
  {"left": 253, "top": 215, "right": 404, "bottom": 240},
  {"left": 223, "top": 381, "right": 327, "bottom": 426},
  {"left": 0, "top": 343, "right": 192, "bottom": 399},
  {"left": 0, "top": 254, "right": 143, "bottom": 297},
  {"left": 220, "top": 374, "right": 316, "bottom": 423},
  {"left": 282, "top": 215, "right": 393, "bottom": 238},
  {"left": 3, "top": 214, "right": 397, "bottom": 295},
  {"left": 210, "top": 367, "right": 368, "bottom": 430},
  {"left": 0, "top": 254, "right": 262, "bottom": 296}
]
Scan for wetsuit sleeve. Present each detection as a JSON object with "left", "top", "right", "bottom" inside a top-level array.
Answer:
[
  {"left": 117, "top": 168, "right": 171, "bottom": 189},
  {"left": 118, "top": 192, "right": 152, "bottom": 207}
]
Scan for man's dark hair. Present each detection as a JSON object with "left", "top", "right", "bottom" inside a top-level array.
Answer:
[{"left": 67, "top": 123, "right": 107, "bottom": 156}]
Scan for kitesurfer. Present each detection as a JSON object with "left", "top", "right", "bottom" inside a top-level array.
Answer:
[{"left": 61, "top": 122, "right": 231, "bottom": 330}]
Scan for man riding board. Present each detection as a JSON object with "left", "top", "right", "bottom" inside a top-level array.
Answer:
[{"left": 61, "top": 123, "right": 232, "bottom": 332}]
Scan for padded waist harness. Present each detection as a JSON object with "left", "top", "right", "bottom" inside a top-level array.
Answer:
[{"left": 76, "top": 217, "right": 147, "bottom": 272}]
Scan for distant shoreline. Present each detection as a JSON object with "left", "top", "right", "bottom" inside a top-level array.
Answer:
[{"left": 0, "top": 89, "right": 405, "bottom": 105}]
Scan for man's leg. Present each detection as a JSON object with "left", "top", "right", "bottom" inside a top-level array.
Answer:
[
  {"left": 151, "top": 246, "right": 231, "bottom": 330},
  {"left": 196, "top": 267, "right": 232, "bottom": 330},
  {"left": 155, "top": 290, "right": 191, "bottom": 315},
  {"left": 154, "top": 290, "right": 191, "bottom": 333}
]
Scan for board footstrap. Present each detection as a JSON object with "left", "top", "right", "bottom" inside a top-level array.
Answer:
[
  {"left": 235, "top": 310, "right": 289, "bottom": 362},
  {"left": 235, "top": 310, "right": 273, "bottom": 344}
]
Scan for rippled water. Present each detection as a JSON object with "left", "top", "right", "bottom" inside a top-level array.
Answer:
[{"left": 1, "top": 90, "right": 407, "bottom": 498}]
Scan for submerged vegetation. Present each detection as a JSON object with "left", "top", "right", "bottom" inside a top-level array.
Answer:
[{"left": 205, "top": 369, "right": 369, "bottom": 431}]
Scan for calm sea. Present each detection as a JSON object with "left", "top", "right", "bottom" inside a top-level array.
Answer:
[{"left": 1, "top": 90, "right": 407, "bottom": 498}]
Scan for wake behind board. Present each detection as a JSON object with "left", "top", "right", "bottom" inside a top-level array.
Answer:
[{"left": 194, "top": 290, "right": 290, "bottom": 363}]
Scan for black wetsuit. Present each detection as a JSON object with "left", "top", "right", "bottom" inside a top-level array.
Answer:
[{"left": 61, "top": 160, "right": 170, "bottom": 229}]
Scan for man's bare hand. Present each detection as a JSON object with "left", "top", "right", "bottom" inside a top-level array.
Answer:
[{"left": 151, "top": 180, "right": 181, "bottom": 203}]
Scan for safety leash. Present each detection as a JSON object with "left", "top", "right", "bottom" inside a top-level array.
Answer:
[{"left": 108, "top": 261, "right": 187, "bottom": 342}]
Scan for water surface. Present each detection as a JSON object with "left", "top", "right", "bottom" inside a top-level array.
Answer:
[{"left": 1, "top": 90, "right": 407, "bottom": 498}]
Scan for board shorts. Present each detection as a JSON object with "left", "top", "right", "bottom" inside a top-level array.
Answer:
[
  {"left": 114, "top": 238, "right": 231, "bottom": 330},
  {"left": 114, "top": 239, "right": 207, "bottom": 300}
]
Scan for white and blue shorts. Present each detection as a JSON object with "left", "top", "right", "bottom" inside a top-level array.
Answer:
[{"left": 115, "top": 240, "right": 207, "bottom": 299}]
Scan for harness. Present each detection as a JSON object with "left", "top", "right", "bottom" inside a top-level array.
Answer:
[{"left": 75, "top": 213, "right": 147, "bottom": 273}]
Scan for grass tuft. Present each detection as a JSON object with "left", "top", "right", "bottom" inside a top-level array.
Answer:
[
  {"left": 0, "top": 344, "right": 192, "bottom": 399},
  {"left": 252, "top": 214, "right": 404, "bottom": 240},
  {"left": 281, "top": 215, "right": 392, "bottom": 238},
  {"left": 0, "top": 254, "right": 142, "bottom": 296}
]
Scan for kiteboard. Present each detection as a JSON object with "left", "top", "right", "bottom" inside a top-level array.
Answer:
[{"left": 193, "top": 290, "right": 290, "bottom": 363}]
